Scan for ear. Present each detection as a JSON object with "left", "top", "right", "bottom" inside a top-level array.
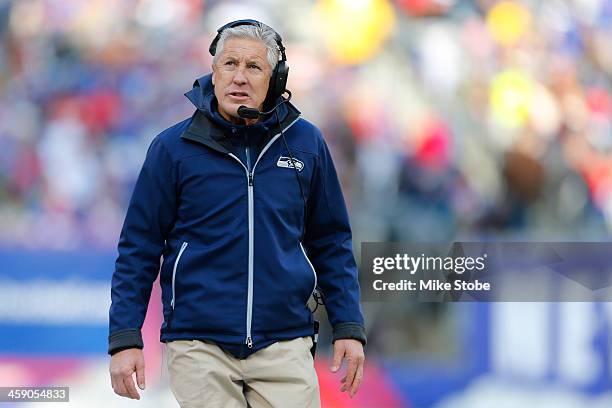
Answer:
[{"left": 211, "top": 65, "right": 216, "bottom": 86}]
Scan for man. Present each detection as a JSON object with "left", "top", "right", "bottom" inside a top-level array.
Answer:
[{"left": 108, "top": 20, "right": 366, "bottom": 407}]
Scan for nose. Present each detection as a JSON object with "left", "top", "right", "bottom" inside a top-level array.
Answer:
[{"left": 232, "top": 66, "right": 248, "bottom": 85}]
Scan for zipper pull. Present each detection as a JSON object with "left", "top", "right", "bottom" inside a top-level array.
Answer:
[
  {"left": 248, "top": 172, "right": 253, "bottom": 186},
  {"left": 247, "top": 336, "right": 253, "bottom": 348}
]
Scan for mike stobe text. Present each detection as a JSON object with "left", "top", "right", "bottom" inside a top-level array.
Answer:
[{"left": 373, "top": 279, "right": 491, "bottom": 291}]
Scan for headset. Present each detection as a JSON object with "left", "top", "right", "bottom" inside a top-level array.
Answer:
[{"left": 208, "top": 19, "right": 289, "bottom": 111}]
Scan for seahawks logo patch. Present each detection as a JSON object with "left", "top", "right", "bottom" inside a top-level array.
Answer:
[{"left": 277, "top": 156, "right": 304, "bottom": 172}]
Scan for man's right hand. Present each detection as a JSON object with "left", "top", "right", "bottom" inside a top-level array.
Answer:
[{"left": 109, "top": 348, "right": 146, "bottom": 400}]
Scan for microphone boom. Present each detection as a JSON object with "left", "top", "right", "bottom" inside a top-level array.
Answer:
[{"left": 237, "top": 90, "right": 292, "bottom": 120}]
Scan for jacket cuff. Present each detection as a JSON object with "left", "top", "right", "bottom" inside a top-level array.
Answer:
[
  {"left": 332, "top": 322, "right": 367, "bottom": 345},
  {"left": 108, "top": 328, "right": 144, "bottom": 355}
]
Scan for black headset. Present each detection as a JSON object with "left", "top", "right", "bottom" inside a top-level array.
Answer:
[{"left": 209, "top": 19, "right": 289, "bottom": 110}]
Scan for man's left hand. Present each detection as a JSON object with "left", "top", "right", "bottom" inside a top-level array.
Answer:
[{"left": 330, "top": 339, "right": 365, "bottom": 398}]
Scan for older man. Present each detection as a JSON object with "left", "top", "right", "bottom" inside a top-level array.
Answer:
[{"left": 108, "top": 20, "right": 366, "bottom": 407}]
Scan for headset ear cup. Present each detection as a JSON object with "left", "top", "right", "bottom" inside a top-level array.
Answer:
[
  {"left": 264, "top": 61, "right": 288, "bottom": 109},
  {"left": 209, "top": 32, "right": 221, "bottom": 56},
  {"left": 275, "top": 61, "right": 289, "bottom": 98},
  {"left": 263, "top": 61, "right": 289, "bottom": 110}
]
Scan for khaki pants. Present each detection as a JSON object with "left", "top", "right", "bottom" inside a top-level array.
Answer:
[{"left": 166, "top": 336, "right": 320, "bottom": 408}]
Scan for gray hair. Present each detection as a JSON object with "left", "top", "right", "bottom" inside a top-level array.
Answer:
[{"left": 212, "top": 24, "right": 280, "bottom": 71}]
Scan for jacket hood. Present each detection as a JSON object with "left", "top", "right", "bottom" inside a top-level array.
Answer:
[{"left": 184, "top": 73, "right": 290, "bottom": 132}]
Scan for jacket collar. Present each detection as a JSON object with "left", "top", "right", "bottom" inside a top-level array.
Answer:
[{"left": 180, "top": 74, "right": 301, "bottom": 154}]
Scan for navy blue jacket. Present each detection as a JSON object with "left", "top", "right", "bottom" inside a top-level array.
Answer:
[{"left": 108, "top": 74, "right": 366, "bottom": 358}]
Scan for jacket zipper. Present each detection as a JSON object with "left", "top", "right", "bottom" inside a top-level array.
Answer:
[
  {"left": 244, "top": 138, "right": 254, "bottom": 349},
  {"left": 300, "top": 242, "right": 317, "bottom": 303},
  {"left": 171, "top": 241, "right": 189, "bottom": 310},
  {"left": 227, "top": 117, "right": 301, "bottom": 349}
]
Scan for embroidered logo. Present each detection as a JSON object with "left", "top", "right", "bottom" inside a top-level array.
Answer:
[{"left": 277, "top": 156, "right": 304, "bottom": 172}]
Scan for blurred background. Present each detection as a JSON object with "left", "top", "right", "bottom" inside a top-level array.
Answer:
[{"left": 1, "top": 0, "right": 612, "bottom": 406}]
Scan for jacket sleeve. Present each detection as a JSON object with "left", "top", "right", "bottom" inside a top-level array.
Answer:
[
  {"left": 108, "top": 136, "right": 177, "bottom": 355},
  {"left": 302, "top": 132, "right": 366, "bottom": 345}
]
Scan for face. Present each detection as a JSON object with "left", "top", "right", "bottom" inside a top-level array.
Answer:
[{"left": 212, "top": 37, "right": 271, "bottom": 124}]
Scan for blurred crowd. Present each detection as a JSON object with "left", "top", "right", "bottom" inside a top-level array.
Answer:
[{"left": 1, "top": 0, "right": 612, "bottom": 250}]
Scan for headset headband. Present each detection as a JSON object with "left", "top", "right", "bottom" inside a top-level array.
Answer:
[{"left": 208, "top": 19, "right": 286, "bottom": 62}]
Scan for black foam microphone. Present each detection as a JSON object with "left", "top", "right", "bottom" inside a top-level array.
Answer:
[
  {"left": 237, "top": 90, "right": 292, "bottom": 119},
  {"left": 236, "top": 106, "right": 261, "bottom": 119}
]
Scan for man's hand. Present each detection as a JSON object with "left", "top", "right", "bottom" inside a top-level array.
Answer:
[
  {"left": 109, "top": 348, "right": 146, "bottom": 400},
  {"left": 330, "top": 339, "right": 365, "bottom": 398}
]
